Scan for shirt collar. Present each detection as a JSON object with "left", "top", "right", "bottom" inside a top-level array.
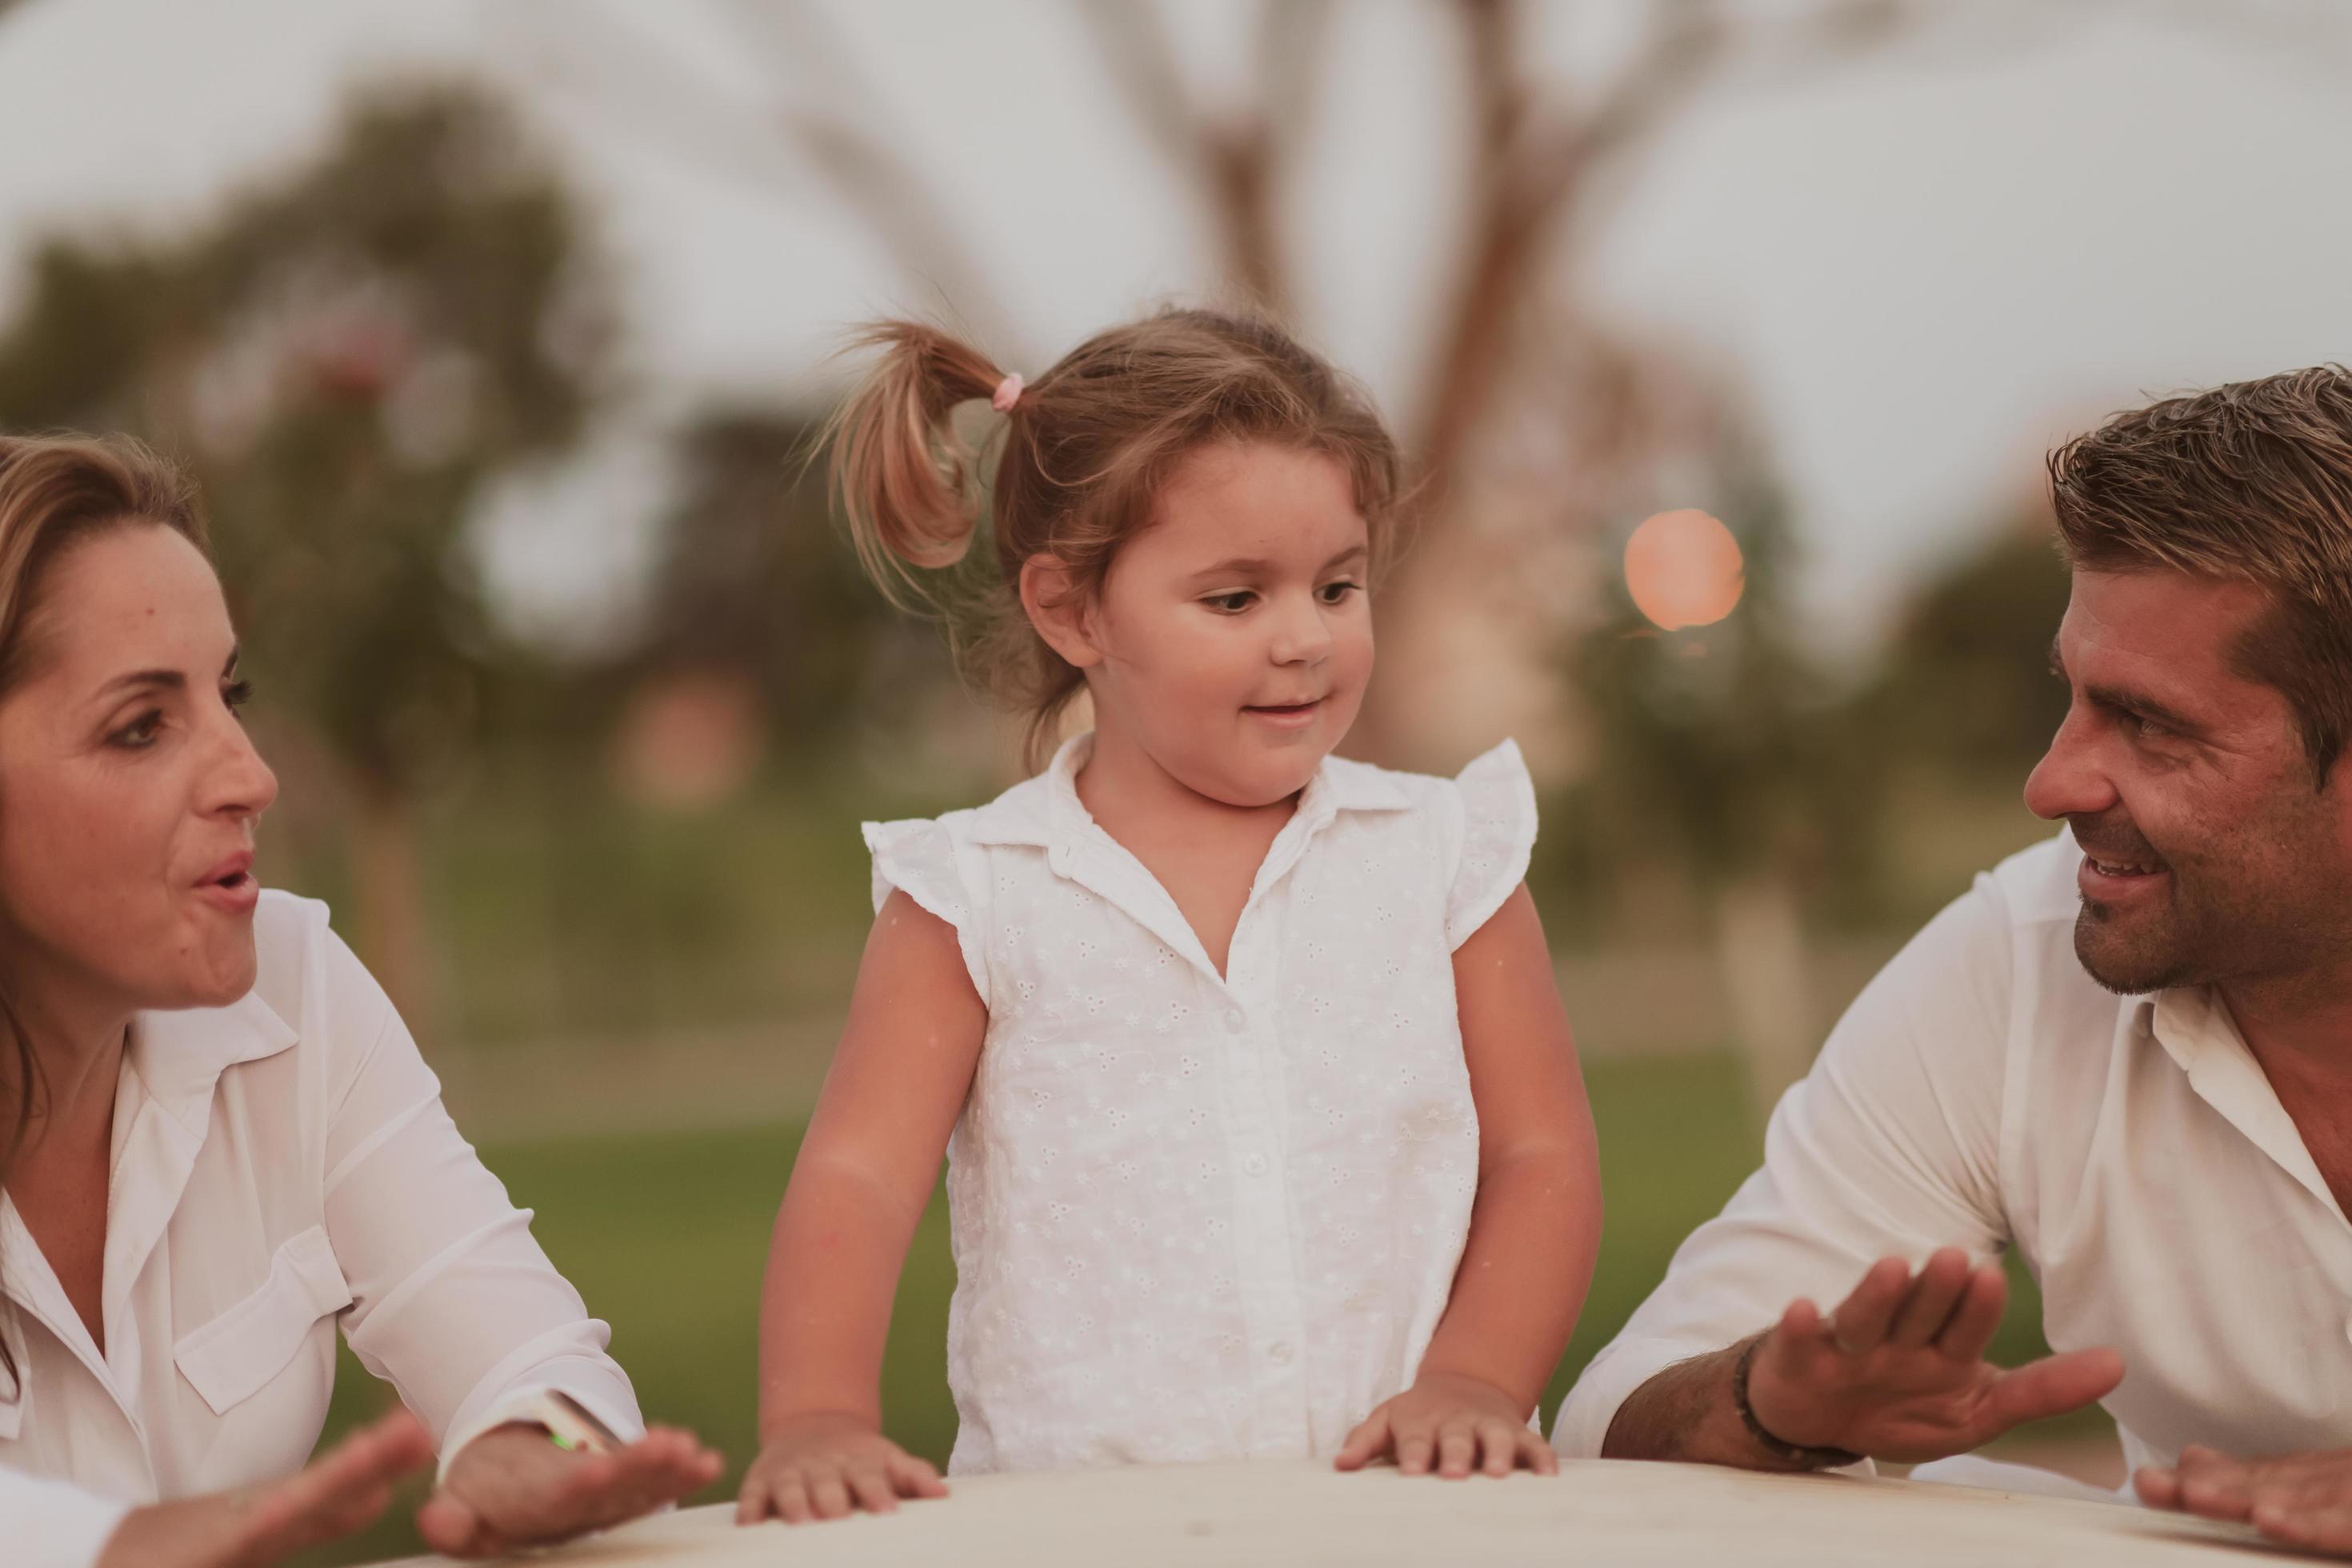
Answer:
[
  {"left": 967, "top": 730, "right": 1412, "bottom": 852},
  {"left": 2149, "top": 984, "right": 2340, "bottom": 1214},
  {"left": 124, "top": 988, "right": 300, "bottom": 1135}
]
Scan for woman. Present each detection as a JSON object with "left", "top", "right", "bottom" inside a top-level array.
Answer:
[{"left": 0, "top": 434, "right": 722, "bottom": 1566}]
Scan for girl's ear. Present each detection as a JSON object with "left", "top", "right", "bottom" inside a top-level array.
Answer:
[{"left": 1020, "top": 554, "right": 1102, "bottom": 670}]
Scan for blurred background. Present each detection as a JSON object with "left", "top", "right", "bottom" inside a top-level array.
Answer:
[{"left": 5, "top": 0, "right": 2351, "bottom": 1557}]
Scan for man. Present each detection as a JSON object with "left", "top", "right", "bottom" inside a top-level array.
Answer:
[{"left": 1554, "top": 366, "right": 2352, "bottom": 1557}]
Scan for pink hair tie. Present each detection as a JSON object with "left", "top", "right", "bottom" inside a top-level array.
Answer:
[{"left": 991, "top": 373, "right": 1025, "bottom": 413}]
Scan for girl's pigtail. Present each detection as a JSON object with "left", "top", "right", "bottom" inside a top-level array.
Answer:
[{"left": 826, "top": 321, "right": 1010, "bottom": 610}]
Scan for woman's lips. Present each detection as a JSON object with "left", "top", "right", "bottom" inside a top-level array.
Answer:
[{"left": 194, "top": 851, "right": 260, "bottom": 914}]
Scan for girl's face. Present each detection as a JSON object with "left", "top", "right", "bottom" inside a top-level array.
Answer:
[
  {"left": 1066, "top": 441, "right": 1374, "bottom": 808},
  {"left": 0, "top": 525, "right": 278, "bottom": 1030}
]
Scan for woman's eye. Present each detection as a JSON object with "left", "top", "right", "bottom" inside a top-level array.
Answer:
[
  {"left": 110, "top": 710, "right": 164, "bottom": 750},
  {"left": 224, "top": 678, "right": 255, "bottom": 715},
  {"left": 1206, "top": 591, "right": 1255, "bottom": 614}
]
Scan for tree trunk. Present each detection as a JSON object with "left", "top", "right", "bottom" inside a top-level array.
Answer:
[
  {"left": 1713, "top": 874, "right": 1820, "bottom": 1131},
  {"left": 350, "top": 784, "right": 436, "bottom": 1046}
]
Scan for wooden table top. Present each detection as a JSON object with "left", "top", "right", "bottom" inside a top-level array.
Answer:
[{"left": 375, "top": 1457, "right": 2307, "bottom": 1566}]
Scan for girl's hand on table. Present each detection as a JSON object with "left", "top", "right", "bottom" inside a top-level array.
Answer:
[
  {"left": 420, "top": 1421, "right": 722, "bottom": 1557},
  {"left": 98, "top": 1408, "right": 434, "bottom": 1568},
  {"left": 1333, "top": 1370, "right": 1557, "bottom": 1479},
  {"left": 736, "top": 1412, "right": 948, "bottom": 1525}
]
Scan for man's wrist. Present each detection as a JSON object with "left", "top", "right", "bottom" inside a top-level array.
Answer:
[{"left": 1734, "top": 1335, "right": 1862, "bottom": 1470}]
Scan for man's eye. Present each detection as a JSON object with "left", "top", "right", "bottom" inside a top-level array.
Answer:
[{"left": 1205, "top": 592, "right": 1255, "bottom": 614}]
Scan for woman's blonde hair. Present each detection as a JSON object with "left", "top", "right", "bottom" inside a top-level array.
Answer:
[
  {"left": 825, "top": 307, "right": 1402, "bottom": 766},
  {"left": 0, "top": 432, "right": 206, "bottom": 1393}
]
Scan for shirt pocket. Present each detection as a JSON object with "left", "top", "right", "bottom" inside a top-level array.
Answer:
[{"left": 174, "top": 1225, "right": 353, "bottom": 1416}]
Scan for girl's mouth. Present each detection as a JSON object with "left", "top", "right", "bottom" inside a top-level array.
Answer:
[{"left": 1245, "top": 700, "right": 1322, "bottom": 731}]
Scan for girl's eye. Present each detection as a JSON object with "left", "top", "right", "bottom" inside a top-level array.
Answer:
[
  {"left": 224, "top": 678, "right": 255, "bottom": 715},
  {"left": 1205, "top": 591, "right": 1256, "bottom": 614},
  {"left": 1318, "top": 580, "right": 1360, "bottom": 605},
  {"left": 110, "top": 710, "right": 164, "bottom": 750}
]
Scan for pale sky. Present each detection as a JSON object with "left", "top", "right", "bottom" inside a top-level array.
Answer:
[{"left": 3, "top": 0, "right": 2350, "bottom": 651}]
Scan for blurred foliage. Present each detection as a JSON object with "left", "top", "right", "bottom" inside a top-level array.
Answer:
[
  {"left": 0, "top": 83, "right": 605, "bottom": 793},
  {"left": 625, "top": 408, "right": 931, "bottom": 742},
  {"left": 1860, "top": 519, "right": 2074, "bottom": 788},
  {"left": 1559, "top": 475, "right": 1885, "bottom": 921}
]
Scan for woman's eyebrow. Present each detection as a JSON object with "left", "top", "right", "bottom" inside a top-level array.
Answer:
[{"left": 98, "top": 668, "right": 185, "bottom": 698}]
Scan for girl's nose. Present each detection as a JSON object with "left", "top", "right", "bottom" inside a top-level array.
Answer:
[{"left": 1270, "top": 594, "right": 1334, "bottom": 666}]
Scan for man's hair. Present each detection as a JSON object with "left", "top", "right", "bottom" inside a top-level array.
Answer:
[{"left": 2047, "top": 366, "right": 2352, "bottom": 785}]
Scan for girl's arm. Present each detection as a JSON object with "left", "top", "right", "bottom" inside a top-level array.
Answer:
[
  {"left": 1336, "top": 884, "right": 1603, "bottom": 1477},
  {"left": 739, "top": 890, "right": 988, "bottom": 1524}
]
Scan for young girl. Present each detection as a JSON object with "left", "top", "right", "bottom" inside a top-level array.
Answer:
[{"left": 738, "top": 310, "right": 1602, "bottom": 1525}]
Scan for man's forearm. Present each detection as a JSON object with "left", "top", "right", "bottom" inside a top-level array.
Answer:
[{"left": 1600, "top": 1337, "right": 1811, "bottom": 1469}]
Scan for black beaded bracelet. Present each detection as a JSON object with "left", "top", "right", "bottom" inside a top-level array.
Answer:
[{"left": 1733, "top": 1334, "right": 1862, "bottom": 1470}]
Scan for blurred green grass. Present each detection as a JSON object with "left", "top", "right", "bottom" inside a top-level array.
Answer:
[{"left": 300, "top": 1050, "right": 2090, "bottom": 1565}]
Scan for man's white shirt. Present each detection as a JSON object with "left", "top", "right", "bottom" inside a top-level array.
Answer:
[
  {"left": 1555, "top": 830, "right": 2352, "bottom": 1476},
  {"left": 1, "top": 892, "right": 644, "bottom": 1566}
]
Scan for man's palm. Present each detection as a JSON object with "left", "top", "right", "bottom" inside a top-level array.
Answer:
[{"left": 1748, "top": 1250, "right": 2125, "bottom": 1464}]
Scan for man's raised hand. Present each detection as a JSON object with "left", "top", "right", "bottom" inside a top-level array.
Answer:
[{"left": 1745, "top": 1248, "right": 2124, "bottom": 1465}]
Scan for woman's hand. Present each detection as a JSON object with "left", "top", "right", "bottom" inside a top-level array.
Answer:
[
  {"left": 418, "top": 1420, "right": 724, "bottom": 1557},
  {"left": 1333, "top": 1370, "right": 1558, "bottom": 1479},
  {"left": 735, "top": 1411, "right": 947, "bottom": 1524},
  {"left": 97, "top": 1408, "right": 434, "bottom": 1568}
]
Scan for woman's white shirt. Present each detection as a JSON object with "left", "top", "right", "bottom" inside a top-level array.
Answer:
[
  {"left": 864, "top": 734, "right": 1537, "bottom": 1476},
  {"left": 1, "top": 891, "right": 644, "bottom": 1567}
]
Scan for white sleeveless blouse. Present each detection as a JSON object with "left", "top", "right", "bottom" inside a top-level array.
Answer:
[{"left": 863, "top": 734, "right": 1537, "bottom": 1475}]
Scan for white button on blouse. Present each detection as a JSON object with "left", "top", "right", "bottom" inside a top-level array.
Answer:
[
  {"left": 863, "top": 734, "right": 1537, "bottom": 1476},
  {"left": 2, "top": 893, "right": 644, "bottom": 1567}
]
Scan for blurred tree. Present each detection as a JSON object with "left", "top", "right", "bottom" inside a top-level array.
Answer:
[
  {"left": 1564, "top": 450, "right": 1884, "bottom": 1122},
  {"left": 1862, "top": 518, "right": 2074, "bottom": 786},
  {"left": 522, "top": 0, "right": 2026, "bottom": 766},
  {"left": 630, "top": 410, "right": 915, "bottom": 746},
  {"left": 0, "top": 83, "right": 611, "bottom": 1024}
]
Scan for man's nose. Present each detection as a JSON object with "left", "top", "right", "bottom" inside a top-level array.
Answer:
[{"left": 2022, "top": 706, "right": 2114, "bottom": 822}]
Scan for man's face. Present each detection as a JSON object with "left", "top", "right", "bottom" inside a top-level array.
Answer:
[{"left": 2024, "top": 569, "right": 2352, "bottom": 996}]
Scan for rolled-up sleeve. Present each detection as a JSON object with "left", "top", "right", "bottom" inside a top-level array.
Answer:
[
  {"left": 6, "top": 1466, "right": 132, "bottom": 1568},
  {"left": 1552, "top": 876, "right": 2017, "bottom": 1458},
  {"left": 316, "top": 930, "right": 644, "bottom": 1467}
]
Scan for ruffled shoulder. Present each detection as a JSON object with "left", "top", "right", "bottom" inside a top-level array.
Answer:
[
  {"left": 862, "top": 816, "right": 992, "bottom": 1006},
  {"left": 1444, "top": 739, "right": 1538, "bottom": 950}
]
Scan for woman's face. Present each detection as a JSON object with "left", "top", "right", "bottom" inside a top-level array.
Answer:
[{"left": 0, "top": 524, "right": 278, "bottom": 1026}]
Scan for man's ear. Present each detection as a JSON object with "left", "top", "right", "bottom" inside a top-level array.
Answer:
[{"left": 1020, "top": 554, "right": 1102, "bottom": 670}]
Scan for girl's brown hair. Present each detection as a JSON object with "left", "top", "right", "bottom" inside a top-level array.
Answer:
[
  {"left": 0, "top": 432, "right": 206, "bottom": 1394},
  {"left": 826, "top": 307, "right": 1402, "bottom": 765}
]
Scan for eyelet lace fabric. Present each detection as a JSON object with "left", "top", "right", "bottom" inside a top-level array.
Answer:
[{"left": 862, "top": 736, "right": 1538, "bottom": 1474}]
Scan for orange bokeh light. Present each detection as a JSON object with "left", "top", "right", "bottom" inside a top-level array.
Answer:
[{"left": 1623, "top": 509, "right": 1745, "bottom": 630}]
